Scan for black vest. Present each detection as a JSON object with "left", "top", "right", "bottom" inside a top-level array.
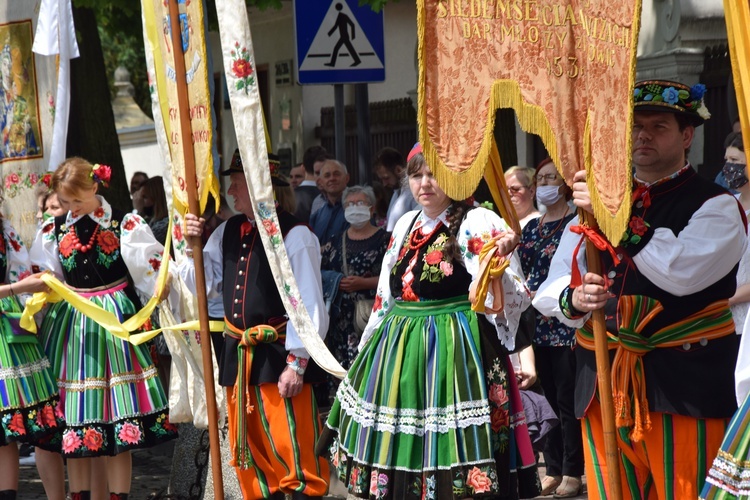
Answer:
[
  {"left": 575, "top": 168, "right": 742, "bottom": 419},
  {"left": 218, "top": 212, "right": 322, "bottom": 386}
]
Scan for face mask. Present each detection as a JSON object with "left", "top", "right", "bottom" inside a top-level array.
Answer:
[
  {"left": 345, "top": 206, "right": 371, "bottom": 227},
  {"left": 536, "top": 185, "right": 563, "bottom": 206},
  {"left": 723, "top": 162, "right": 749, "bottom": 190}
]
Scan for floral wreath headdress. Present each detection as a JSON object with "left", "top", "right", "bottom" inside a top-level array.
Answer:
[{"left": 633, "top": 80, "right": 711, "bottom": 125}]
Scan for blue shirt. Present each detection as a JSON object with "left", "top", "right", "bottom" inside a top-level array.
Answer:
[{"left": 310, "top": 198, "right": 348, "bottom": 245}]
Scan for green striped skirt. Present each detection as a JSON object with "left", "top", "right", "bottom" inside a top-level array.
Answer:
[
  {"left": 40, "top": 284, "right": 177, "bottom": 457},
  {"left": 0, "top": 295, "right": 65, "bottom": 448},
  {"left": 321, "top": 297, "right": 508, "bottom": 499}
]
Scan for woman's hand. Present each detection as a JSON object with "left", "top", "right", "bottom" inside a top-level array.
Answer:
[
  {"left": 15, "top": 273, "right": 50, "bottom": 295},
  {"left": 183, "top": 213, "right": 205, "bottom": 238},
  {"left": 495, "top": 230, "right": 519, "bottom": 256},
  {"left": 571, "top": 272, "right": 614, "bottom": 312}
]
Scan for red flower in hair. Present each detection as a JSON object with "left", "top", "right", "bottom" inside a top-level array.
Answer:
[
  {"left": 90, "top": 164, "right": 112, "bottom": 187},
  {"left": 41, "top": 173, "right": 52, "bottom": 188}
]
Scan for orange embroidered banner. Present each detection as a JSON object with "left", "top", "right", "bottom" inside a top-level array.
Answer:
[{"left": 417, "top": 0, "right": 642, "bottom": 242}]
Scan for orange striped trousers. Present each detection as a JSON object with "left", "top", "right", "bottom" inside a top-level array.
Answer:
[{"left": 226, "top": 384, "right": 329, "bottom": 499}]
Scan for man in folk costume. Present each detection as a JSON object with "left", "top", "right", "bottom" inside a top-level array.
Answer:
[
  {"left": 533, "top": 80, "right": 747, "bottom": 499},
  {"left": 181, "top": 150, "right": 330, "bottom": 499}
]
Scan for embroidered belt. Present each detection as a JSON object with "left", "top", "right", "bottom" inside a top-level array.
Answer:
[
  {"left": 576, "top": 295, "right": 734, "bottom": 441},
  {"left": 223, "top": 318, "right": 287, "bottom": 469},
  {"left": 69, "top": 277, "right": 128, "bottom": 297}
]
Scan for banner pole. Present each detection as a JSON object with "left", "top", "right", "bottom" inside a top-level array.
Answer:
[
  {"left": 167, "top": 1, "right": 224, "bottom": 497},
  {"left": 582, "top": 210, "right": 623, "bottom": 500}
]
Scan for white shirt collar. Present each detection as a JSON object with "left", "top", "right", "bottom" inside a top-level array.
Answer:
[
  {"left": 299, "top": 179, "right": 317, "bottom": 187},
  {"left": 414, "top": 207, "right": 451, "bottom": 232},
  {"left": 66, "top": 195, "right": 113, "bottom": 228}
]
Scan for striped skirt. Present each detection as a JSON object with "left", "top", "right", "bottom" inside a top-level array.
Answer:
[
  {"left": 701, "top": 391, "right": 750, "bottom": 499},
  {"left": 319, "top": 297, "right": 540, "bottom": 499},
  {"left": 40, "top": 282, "right": 177, "bottom": 457},
  {"left": 0, "top": 295, "right": 65, "bottom": 448}
]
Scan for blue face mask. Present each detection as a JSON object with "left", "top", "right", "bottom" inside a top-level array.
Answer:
[{"left": 723, "top": 162, "right": 749, "bottom": 190}]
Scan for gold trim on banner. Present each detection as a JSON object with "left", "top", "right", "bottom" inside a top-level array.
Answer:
[{"left": 725, "top": 0, "right": 750, "bottom": 156}]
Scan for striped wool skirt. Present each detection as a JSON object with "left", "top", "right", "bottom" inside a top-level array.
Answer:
[
  {"left": 701, "top": 390, "right": 750, "bottom": 499},
  {"left": 319, "top": 297, "right": 540, "bottom": 499},
  {"left": 0, "top": 295, "right": 65, "bottom": 448},
  {"left": 40, "top": 281, "right": 177, "bottom": 457}
]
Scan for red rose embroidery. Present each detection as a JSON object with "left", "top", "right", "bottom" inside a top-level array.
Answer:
[
  {"left": 62, "top": 430, "right": 82, "bottom": 454},
  {"left": 174, "top": 223, "right": 183, "bottom": 241},
  {"left": 118, "top": 422, "right": 142, "bottom": 445},
  {"left": 232, "top": 59, "right": 253, "bottom": 78},
  {"left": 149, "top": 258, "right": 161, "bottom": 271},
  {"left": 162, "top": 415, "right": 178, "bottom": 433},
  {"left": 83, "top": 428, "right": 104, "bottom": 452},
  {"left": 0, "top": 236, "right": 5, "bottom": 254},
  {"left": 36, "top": 404, "right": 58, "bottom": 428},
  {"left": 424, "top": 250, "right": 443, "bottom": 266},
  {"left": 123, "top": 219, "right": 137, "bottom": 231},
  {"left": 59, "top": 233, "right": 77, "bottom": 258},
  {"left": 97, "top": 230, "right": 119, "bottom": 254},
  {"left": 43, "top": 222, "right": 54, "bottom": 234},
  {"left": 467, "top": 237, "right": 484, "bottom": 255},
  {"left": 9, "top": 237, "right": 20, "bottom": 252},
  {"left": 629, "top": 217, "right": 648, "bottom": 236},
  {"left": 490, "top": 407, "right": 509, "bottom": 432},
  {"left": 373, "top": 294, "right": 383, "bottom": 311},
  {"left": 8, "top": 413, "right": 26, "bottom": 435},
  {"left": 467, "top": 467, "right": 492, "bottom": 494},
  {"left": 93, "top": 207, "right": 105, "bottom": 219},
  {"left": 262, "top": 219, "right": 278, "bottom": 236}
]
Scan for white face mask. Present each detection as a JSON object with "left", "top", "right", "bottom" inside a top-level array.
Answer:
[
  {"left": 345, "top": 205, "right": 371, "bottom": 227},
  {"left": 536, "top": 185, "right": 563, "bottom": 207}
]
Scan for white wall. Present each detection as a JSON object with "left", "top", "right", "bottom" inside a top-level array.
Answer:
[{"left": 121, "top": 141, "right": 163, "bottom": 184}]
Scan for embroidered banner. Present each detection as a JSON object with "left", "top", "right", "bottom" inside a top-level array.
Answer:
[
  {"left": 215, "top": 0, "right": 345, "bottom": 378},
  {"left": 417, "top": 0, "right": 642, "bottom": 242},
  {"left": 725, "top": 0, "right": 750, "bottom": 155},
  {"left": 141, "top": 0, "right": 220, "bottom": 215},
  {"left": 1, "top": 1, "right": 73, "bottom": 245}
]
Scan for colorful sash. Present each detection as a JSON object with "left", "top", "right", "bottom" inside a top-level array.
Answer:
[
  {"left": 576, "top": 295, "right": 734, "bottom": 441},
  {"left": 223, "top": 318, "right": 287, "bottom": 469}
]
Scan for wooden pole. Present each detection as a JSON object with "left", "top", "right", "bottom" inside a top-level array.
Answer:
[
  {"left": 582, "top": 210, "right": 623, "bottom": 500},
  {"left": 166, "top": 1, "right": 224, "bottom": 497}
]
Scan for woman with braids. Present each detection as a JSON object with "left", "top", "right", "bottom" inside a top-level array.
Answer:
[
  {"left": 318, "top": 144, "right": 540, "bottom": 499},
  {"left": 30, "top": 157, "right": 178, "bottom": 500}
]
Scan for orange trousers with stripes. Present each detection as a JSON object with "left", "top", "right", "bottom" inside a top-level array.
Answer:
[
  {"left": 583, "top": 398, "right": 729, "bottom": 499},
  {"left": 226, "top": 384, "right": 329, "bottom": 499}
]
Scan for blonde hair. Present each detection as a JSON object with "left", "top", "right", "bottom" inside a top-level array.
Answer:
[
  {"left": 275, "top": 184, "right": 296, "bottom": 214},
  {"left": 52, "top": 157, "right": 96, "bottom": 196},
  {"left": 504, "top": 166, "right": 536, "bottom": 188}
]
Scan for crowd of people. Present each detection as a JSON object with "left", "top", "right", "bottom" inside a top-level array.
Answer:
[{"left": 2, "top": 77, "right": 750, "bottom": 500}]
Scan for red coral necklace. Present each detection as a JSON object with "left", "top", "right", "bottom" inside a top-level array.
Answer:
[
  {"left": 408, "top": 221, "right": 443, "bottom": 250},
  {"left": 70, "top": 225, "right": 100, "bottom": 253}
]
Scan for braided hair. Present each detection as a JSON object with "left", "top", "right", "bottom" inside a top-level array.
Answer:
[{"left": 405, "top": 152, "right": 472, "bottom": 263}]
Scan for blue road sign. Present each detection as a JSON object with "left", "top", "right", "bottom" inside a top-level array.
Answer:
[{"left": 294, "top": 0, "right": 385, "bottom": 84}]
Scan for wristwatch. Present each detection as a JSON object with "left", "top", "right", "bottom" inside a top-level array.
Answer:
[{"left": 286, "top": 353, "right": 308, "bottom": 376}]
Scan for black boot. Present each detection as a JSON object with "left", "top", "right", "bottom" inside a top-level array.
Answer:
[
  {"left": 110, "top": 494, "right": 129, "bottom": 500},
  {"left": 0, "top": 490, "right": 17, "bottom": 500},
  {"left": 70, "top": 493, "right": 91, "bottom": 500},
  {"left": 269, "top": 492, "right": 286, "bottom": 500}
]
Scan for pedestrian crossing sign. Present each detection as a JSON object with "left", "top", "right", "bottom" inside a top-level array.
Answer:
[{"left": 294, "top": 0, "right": 385, "bottom": 84}]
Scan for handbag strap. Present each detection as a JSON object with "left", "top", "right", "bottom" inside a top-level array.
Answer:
[{"left": 341, "top": 232, "right": 349, "bottom": 276}]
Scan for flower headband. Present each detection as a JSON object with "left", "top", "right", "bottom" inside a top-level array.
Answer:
[
  {"left": 633, "top": 80, "right": 711, "bottom": 124},
  {"left": 90, "top": 164, "right": 112, "bottom": 188},
  {"left": 41, "top": 173, "right": 52, "bottom": 188}
]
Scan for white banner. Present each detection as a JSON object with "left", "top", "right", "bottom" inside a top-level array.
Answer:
[{"left": 215, "top": 0, "right": 345, "bottom": 378}]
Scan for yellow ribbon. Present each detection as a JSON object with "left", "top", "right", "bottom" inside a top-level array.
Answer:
[{"left": 470, "top": 236, "right": 510, "bottom": 314}]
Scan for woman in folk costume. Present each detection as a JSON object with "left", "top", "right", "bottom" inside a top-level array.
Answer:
[
  {"left": 318, "top": 144, "right": 541, "bottom": 499},
  {"left": 0, "top": 210, "right": 66, "bottom": 500},
  {"left": 30, "top": 158, "right": 178, "bottom": 500}
]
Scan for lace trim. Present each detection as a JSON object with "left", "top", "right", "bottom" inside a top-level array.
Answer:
[
  {"left": 60, "top": 366, "right": 159, "bottom": 392},
  {"left": 0, "top": 357, "right": 51, "bottom": 379},
  {"left": 335, "top": 440, "right": 496, "bottom": 472},
  {"left": 705, "top": 450, "right": 750, "bottom": 495},
  {"left": 337, "top": 379, "right": 491, "bottom": 435}
]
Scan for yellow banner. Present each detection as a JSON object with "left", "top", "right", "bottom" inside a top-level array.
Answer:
[
  {"left": 725, "top": 0, "right": 750, "bottom": 155},
  {"left": 417, "top": 0, "right": 642, "bottom": 243},
  {"left": 141, "top": 0, "right": 220, "bottom": 215}
]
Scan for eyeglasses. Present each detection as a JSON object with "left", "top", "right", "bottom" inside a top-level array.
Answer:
[
  {"left": 535, "top": 173, "right": 559, "bottom": 183},
  {"left": 344, "top": 200, "right": 371, "bottom": 208},
  {"left": 507, "top": 185, "right": 528, "bottom": 194}
]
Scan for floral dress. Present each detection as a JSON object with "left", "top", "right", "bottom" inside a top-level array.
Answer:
[
  {"left": 320, "top": 228, "right": 390, "bottom": 369},
  {"left": 319, "top": 207, "right": 540, "bottom": 500},
  {"left": 518, "top": 213, "right": 577, "bottom": 347},
  {"left": 0, "top": 221, "right": 65, "bottom": 448},
  {"left": 30, "top": 196, "right": 177, "bottom": 457}
]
